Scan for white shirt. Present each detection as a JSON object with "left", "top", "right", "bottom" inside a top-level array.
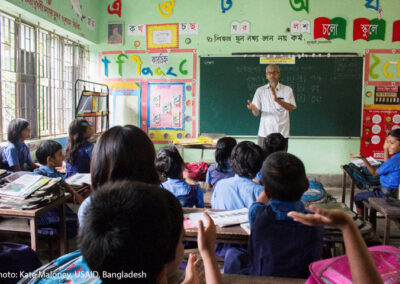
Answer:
[{"left": 252, "top": 82, "right": 296, "bottom": 138}]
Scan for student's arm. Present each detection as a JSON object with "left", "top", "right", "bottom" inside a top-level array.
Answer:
[
  {"left": 65, "top": 182, "right": 84, "bottom": 204},
  {"left": 383, "top": 137, "right": 390, "bottom": 162},
  {"left": 247, "top": 100, "right": 260, "bottom": 116},
  {"left": 197, "top": 212, "right": 223, "bottom": 284},
  {"left": 270, "top": 86, "right": 295, "bottom": 111},
  {"left": 349, "top": 153, "right": 379, "bottom": 176},
  {"left": 288, "top": 205, "right": 383, "bottom": 284},
  {"left": 27, "top": 162, "right": 40, "bottom": 171},
  {"left": 256, "top": 190, "right": 269, "bottom": 204}
]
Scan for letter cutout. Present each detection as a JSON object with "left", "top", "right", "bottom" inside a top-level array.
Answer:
[
  {"left": 155, "top": 67, "right": 166, "bottom": 76},
  {"left": 166, "top": 67, "right": 177, "bottom": 77},
  {"left": 130, "top": 55, "right": 142, "bottom": 75},
  {"left": 142, "top": 67, "right": 153, "bottom": 76},
  {"left": 179, "top": 59, "right": 188, "bottom": 75},
  {"left": 108, "top": 0, "right": 122, "bottom": 17},
  {"left": 289, "top": 0, "right": 309, "bottom": 13},
  {"left": 383, "top": 61, "right": 393, "bottom": 78},
  {"left": 369, "top": 54, "right": 380, "bottom": 79},
  {"left": 116, "top": 54, "right": 128, "bottom": 76},
  {"left": 158, "top": 0, "right": 175, "bottom": 18},
  {"left": 101, "top": 56, "right": 110, "bottom": 77},
  {"left": 221, "top": 0, "right": 233, "bottom": 13}
]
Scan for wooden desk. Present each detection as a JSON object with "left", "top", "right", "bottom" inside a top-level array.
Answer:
[
  {"left": 368, "top": 197, "right": 400, "bottom": 245},
  {"left": 204, "top": 190, "right": 212, "bottom": 208},
  {"left": 174, "top": 143, "right": 216, "bottom": 161},
  {"left": 0, "top": 194, "right": 69, "bottom": 254},
  {"left": 341, "top": 165, "right": 356, "bottom": 210}
]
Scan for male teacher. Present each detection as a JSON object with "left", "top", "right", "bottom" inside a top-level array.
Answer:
[{"left": 246, "top": 64, "right": 296, "bottom": 148}]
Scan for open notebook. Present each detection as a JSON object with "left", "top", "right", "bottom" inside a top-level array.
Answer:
[{"left": 184, "top": 208, "right": 249, "bottom": 229}]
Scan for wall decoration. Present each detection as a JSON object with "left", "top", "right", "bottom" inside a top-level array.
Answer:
[
  {"left": 147, "top": 23, "right": 179, "bottom": 49},
  {"left": 290, "top": 20, "right": 311, "bottom": 34},
  {"left": 393, "top": 20, "right": 400, "bottom": 42},
  {"left": 314, "top": 17, "right": 346, "bottom": 40},
  {"left": 377, "top": 5, "right": 383, "bottom": 20},
  {"left": 353, "top": 18, "right": 385, "bottom": 41},
  {"left": 86, "top": 16, "right": 95, "bottom": 31},
  {"left": 127, "top": 24, "right": 146, "bottom": 36},
  {"left": 158, "top": 0, "right": 175, "bottom": 18},
  {"left": 134, "top": 41, "right": 141, "bottom": 47},
  {"left": 108, "top": 22, "right": 124, "bottom": 45},
  {"left": 374, "top": 86, "right": 400, "bottom": 104},
  {"left": 221, "top": 0, "right": 233, "bottom": 13},
  {"left": 260, "top": 56, "right": 295, "bottom": 64},
  {"left": 150, "top": 53, "right": 169, "bottom": 65},
  {"left": 107, "top": 0, "right": 122, "bottom": 18},
  {"left": 364, "top": 49, "right": 400, "bottom": 86},
  {"left": 289, "top": 0, "right": 309, "bottom": 13},
  {"left": 364, "top": 0, "right": 379, "bottom": 11},
  {"left": 231, "top": 21, "right": 250, "bottom": 35},
  {"left": 185, "top": 38, "right": 192, "bottom": 45},
  {"left": 179, "top": 23, "right": 199, "bottom": 35},
  {"left": 71, "top": 0, "right": 85, "bottom": 20}
]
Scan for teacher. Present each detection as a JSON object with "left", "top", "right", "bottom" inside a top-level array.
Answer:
[{"left": 246, "top": 64, "right": 296, "bottom": 148}]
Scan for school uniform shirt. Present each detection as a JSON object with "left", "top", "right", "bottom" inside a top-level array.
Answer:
[
  {"left": 161, "top": 178, "right": 204, "bottom": 208},
  {"left": 254, "top": 168, "right": 264, "bottom": 185},
  {"left": 33, "top": 165, "right": 65, "bottom": 185},
  {"left": 211, "top": 174, "right": 264, "bottom": 210},
  {"left": 252, "top": 83, "right": 296, "bottom": 138},
  {"left": 377, "top": 152, "right": 400, "bottom": 189},
  {"left": 205, "top": 161, "right": 235, "bottom": 188},
  {"left": 78, "top": 196, "right": 91, "bottom": 226},
  {"left": 65, "top": 141, "right": 94, "bottom": 178},
  {"left": 1, "top": 141, "right": 33, "bottom": 170}
]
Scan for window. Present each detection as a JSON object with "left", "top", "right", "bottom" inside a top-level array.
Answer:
[{"left": 0, "top": 11, "right": 89, "bottom": 141}]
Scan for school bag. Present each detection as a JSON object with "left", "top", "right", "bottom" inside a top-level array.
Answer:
[
  {"left": 306, "top": 245, "right": 400, "bottom": 284},
  {"left": 343, "top": 163, "right": 380, "bottom": 190},
  {"left": 301, "top": 178, "right": 327, "bottom": 204},
  {"left": 185, "top": 162, "right": 209, "bottom": 181}
]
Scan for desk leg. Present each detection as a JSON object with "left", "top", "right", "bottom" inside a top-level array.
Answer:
[
  {"left": 29, "top": 217, "right": 38, "bottom": 252},
  {"left": 59, "top": 204, "right": 67, "bottom": 255},
  {"left": 341, "top": 171, "right": 347, "bottom": 203},
  {"left": 370, "top": 208, "right": 377, "bottom": 231},
  {"left": 349, "top": 181, "right": 355, "bottom": 211},
  {"left": 200, "top": 149, "right": 204, "bottom": 162},
  {"left": 383, "top": 216, "right": 391, "bottom": 245}
]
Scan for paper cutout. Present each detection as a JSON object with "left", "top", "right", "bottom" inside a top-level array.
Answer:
[
  {"left": 231, "top": 21, "right": 250, "bottom": 35},
  {"left": 127, "top": 24, "right": 145, "bottom": 36},
  {"left": 147, "top": 23, "right": 179, "bottom": 49},
  {"left": 71, "top": 0, "right": 85, "bottom": 20},
  {"left": 101, "top": 56, "right": 110, "bottom": 77},
  {"left": 151, "top": 53, "right": 169, "bottom": 66},
  {"left": 158, "top": 0, "right": 175, "bottom": 18},
  {"left": 107, "top": 0, "right": 122, "bottom": 18},
  {"left": 116, "top": 54, "right": 128, "bottom": 76},
  {"left": 86, "top": 17, "right": 95, "bottom": 31},
  {"left": 314, "top": 17, "right": 346, "bottom": 40},
  {"left": 369, "top": 54, "right": 380, "bottom": 79},
  {"left": 393, "top": 20, "right": 400, "bottom": 42},
  {"left": 221, "top": 0, "right": 233, "bottom": 13},
  {"left": 290, "top": 20, "right": 310, "bottom": 34},
  {"left": 365, "top": 0, "right": 379, "bottom": 11},
  {"left": 289, "top": 0, "right": 309, "bottom": 13},
  {"left": 353, "top": 18, "right": 385, "bottom": 41},
  {"left": 179, "top": 23, "right": 199, "bottom": 35},
  {"left": 377, "top": 5, "right": 383, "bottom": 20}
]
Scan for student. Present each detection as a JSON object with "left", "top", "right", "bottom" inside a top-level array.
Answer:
[
  {"left": 35, "top": 140, "right": 83, "bottom": 204},
  {"left": 64, "top": 119, "right": 94, "bottom": 178},
  {"left": 78, "top": 125, "right": 160, "bottom": 225},
  {"left": 211, "top": 141, "right": 264, "bottom": 210},
  {"left": 205, "top": 137, "right": 237, "bottom": 189},
  {"left": 1, "top": 118, "right": 38, "bottom": 171},
  {"left": 156, "top": 146, "right": 204, "bottom": 208},
  {"left": 254, "top": 132, "right": 287, "bottom": 184},
  {"left": 224, "top": 152, "right": 323, "bottom": 278},
  {"left": 288, "top": 205, "right": 383, "bottom": 284},
  {"left": 350, "top": 129, "right": 400, "bottom": 215}
]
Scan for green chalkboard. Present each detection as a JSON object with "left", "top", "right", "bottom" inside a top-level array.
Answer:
[{"left": 199, "top": 56, "right": 363, "bottom": 137}]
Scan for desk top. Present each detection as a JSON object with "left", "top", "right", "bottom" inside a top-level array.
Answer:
[
  {"left": 368, "top": 198, "right": 400, "bottom": 216},
  {"left": 174, "top": 143, "right": 217, "bottom": 150}
]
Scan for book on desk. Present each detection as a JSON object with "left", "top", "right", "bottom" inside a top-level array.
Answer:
[{"left": 184, "top": 208, "right": 249, "bottom": 229}]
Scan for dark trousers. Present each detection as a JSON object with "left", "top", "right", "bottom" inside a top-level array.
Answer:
[{"left": 258, "top": 136, "right": 289, "bottom": 151}]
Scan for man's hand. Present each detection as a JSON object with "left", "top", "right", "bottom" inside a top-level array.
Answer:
[
  {"left": 247, "top": 100, "right": 259, "bottom": 116},
  {"left": 270, "top": 85, "right": 278, "bottom": 102}
]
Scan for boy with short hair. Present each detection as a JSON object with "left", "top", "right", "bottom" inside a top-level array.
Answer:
[{"left": 225, "top": 151, "right": 323, "bottom": 278}]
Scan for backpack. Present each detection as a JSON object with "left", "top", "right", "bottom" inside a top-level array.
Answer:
[
  {"left": 306, "top": 245, "right": 400, "bottom": 284},
  {"left": 344, "top": 163, "right": 381, "bottom": 190},
  {"left": 301, "top": 178, "right": 327, "bottom": 204},
  {"left": 185, "top": 162, "right": 209, "bottom": 181}
]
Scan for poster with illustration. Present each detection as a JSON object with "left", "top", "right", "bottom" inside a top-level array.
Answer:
[
  {"left": 148, "top": 83, "right": 185, "bottom": 129},
  {"left": 361, "top": 106, "right": 400, "bottom": 159}
]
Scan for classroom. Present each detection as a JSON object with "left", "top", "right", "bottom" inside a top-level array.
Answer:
[{"left": 0, "top": 0, "right": 399, "bottom": 283}]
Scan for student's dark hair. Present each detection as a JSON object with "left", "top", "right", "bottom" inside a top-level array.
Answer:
[
  {"left": 231, "top": 141, "right": 265, "bottom": 179},
  {"left": 262, "top": 151, "right": 308, "bottom": 201},
  {"left": 263, "top": 133, "right": 287, "bottom": 156},
  {"left": 65, "top": 119, "right": 90, "bottom": 165},
  {"left": 7, "top": 118, "right": 29, "bottom": 144},
  {"left": 215, "top": 137, "right": 237, "bottom": 171},
  {"left": 35, "top": 140, "right": 62, "bottom": 165},
  {"left": 79, "top": 180, "right": 183, "bottom": 283},
  {"left": 388, "top": 129, "right": 400, "bottom": 142},
  {"left": 155, "top": 146, "right": 184, "bottom": 179},
  {"left": 91, "top": 125, "right": 160, "bottom": 189}
]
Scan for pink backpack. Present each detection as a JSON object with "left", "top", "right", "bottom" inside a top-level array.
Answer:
[{"left": 307, "top": 245, "right": 400, "bottom": 284}]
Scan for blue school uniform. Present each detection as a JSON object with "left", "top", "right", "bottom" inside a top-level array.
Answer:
[
  {"left": 161, "top": 178, "right": 204, "bottom": 208},
  {"left": 224, "top": 200, "right": 323, "bottom": 278},
  {"left": 254, "top": 168, "right": 263, "bottom": 185},
  {"left": 1, "top": 141, "right": 33, "bottom": 170},
  {"left": 354, "top": 153, "right": 400, "bottom": 209},
  {"left": 205, "top": 161, "right": 235, "bottom": 188},
  {"left": 65, "top": 141, "right": 93, "bottom": 178},
  {"left": 211, "top": 175, "right": 264, "bottom": 210},
  {"left": 33, "top": 166, "right": 78, "bottom": 238}
]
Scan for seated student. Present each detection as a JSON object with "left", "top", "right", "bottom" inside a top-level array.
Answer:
[
  {"left": 205, "top": 137, "right": 237, "bottom": 189},
  {"left": 224, "top": 152, "right": 323, "bottom": 278},
  {"left": 1, "top": 118, "right": 38, "bottom": 171},
  {"left": 350, "top": 129, "right": 400, "bottom": 215},
  {"left": 288, "top": 205, "right": 383, "bottom": 284},
  {"left": 211, "top": 141, "right": 264, "bottom": 210},
  {"left": 156, "top": 146, "right": 204, "bottom": 208},
  {"left": 254, "top": 132, "right": 287, "bottom": 185}
]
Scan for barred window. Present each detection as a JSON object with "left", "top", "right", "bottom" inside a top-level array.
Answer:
[{"left": 0, "top": 11, "right": 89, "bottom": 141}]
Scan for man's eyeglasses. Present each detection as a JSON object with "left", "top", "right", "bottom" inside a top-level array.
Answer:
[{"left": 266, "top": 71, "right": 280, "bottom": 75}]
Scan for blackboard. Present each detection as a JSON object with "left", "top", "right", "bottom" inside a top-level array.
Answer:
[{"left": 199, "top": 56, "right": 363, "bottom": 137}]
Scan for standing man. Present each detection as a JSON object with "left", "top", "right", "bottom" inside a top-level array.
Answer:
[{"left": 247, "top": 64, "right": 296, "bottom": 148}]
